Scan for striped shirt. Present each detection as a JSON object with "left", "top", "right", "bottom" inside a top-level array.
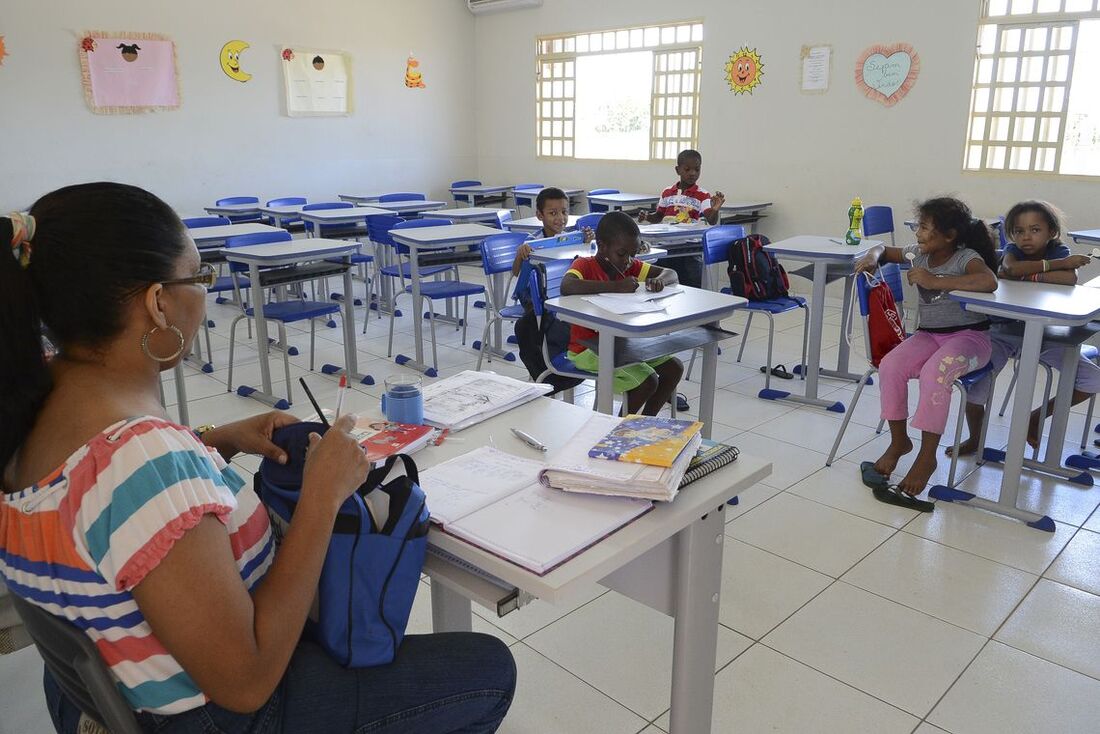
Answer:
[
  {"left": 655, "top": 182, "right": 711, "bottom": 223},
  {"left": 0, "top": 417, "right": 274, "bottom": 715}
]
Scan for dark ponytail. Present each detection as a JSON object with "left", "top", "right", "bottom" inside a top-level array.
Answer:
[
  {"left": 915, "top": 197, "right": 999, "bottom": 272},
  {"left": 0, "top": 182, "right": 189, "bottom": 471}
]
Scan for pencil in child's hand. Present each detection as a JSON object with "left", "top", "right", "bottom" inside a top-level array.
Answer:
[{"left": 335, "top": 374, "right": 348, "bottom": 419}]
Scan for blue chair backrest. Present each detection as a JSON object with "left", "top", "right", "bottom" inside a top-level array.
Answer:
[
  {"left": 451, "top": 180, "right": 481, "bottom": 188},
  {"left": 391, "top": 218, "right": 450, "bottom": 254},
  {"left": 494, "top": 210, "right": 514, "bottom": 229},
  {"left": 528, "top": 260, "right": 572, "bottom": 318},
  {"left": 854, "top": 262, "right": 905, "bottom": 318},
  {"left": 514, "top": 183, "right": 542, "bottom": 191},
  {"left": 380, "top": 192, "right": 426, "bottom": 202},
  {"left": 481, "top": 232, "right": 529, "bottom": 276},
  {"left": 302, "top": 202, "right": 353, "bottom": 211},
  {"left": 587, "top": 189, "right": 619, "bottom": 213},
  {"left": 701, "top": 224, "right": 746, "bottom": 266},
  {"left": 183, "top": 216, "right": 231, "bottom": 229},
  {"left": 862, "top": 205, "right": 894, "bottom": 238},
  {"left": 576, "top": 212, "right": 604, "bottom": 232},
  {"left": 266, "top": 197, "right": 306, "bottom": 207},
  {"left": 993, "top": 216, "right": 1009, "bottom": 248},
  {"left": 223, "top": 230, "right": 294, "bottom": 272},
  {"left": 215, "top": 196, "right": 258, "bottom": 205},
  {"left": 367, "top": 215, "right": 405, "bottom": 247}
]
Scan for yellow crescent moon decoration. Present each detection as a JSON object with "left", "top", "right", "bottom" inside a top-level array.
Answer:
[{"left": 220, "top": 40, "right": 251, "bottom": 82}]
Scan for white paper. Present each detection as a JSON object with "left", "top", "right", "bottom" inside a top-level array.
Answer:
[
  {"left": 801, "top": 45, "right": 831, "bottom": 93},
  {"left": 582, "top": 295, "right": 667, "bottom": 314},
  {"left": 421, "top": 371, "right": 552, "bottom": 430},
  {"left": 418, "top": 446, "right": 545, "bottom": 525}
]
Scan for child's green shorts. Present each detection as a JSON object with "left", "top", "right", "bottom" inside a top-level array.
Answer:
[{"left": 566, "top": 349, "right": 671, "bottom": 393}]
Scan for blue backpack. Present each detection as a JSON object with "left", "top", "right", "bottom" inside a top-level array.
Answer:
[{"left": 256, "top": 422, "right": 430, "bottom": 668}]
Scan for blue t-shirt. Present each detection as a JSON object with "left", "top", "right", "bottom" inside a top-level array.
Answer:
[{"left": 1002, "top": 239, "right": 1070, "bottom": 263}]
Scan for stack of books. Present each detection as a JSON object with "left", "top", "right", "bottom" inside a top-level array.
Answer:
[{"left": 540, "top": 414, "right": 735, "bottom": 503}]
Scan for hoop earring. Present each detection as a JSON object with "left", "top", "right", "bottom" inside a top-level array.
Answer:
[{"left": 141, "top": 325, "right": 186, "bottom": 363}]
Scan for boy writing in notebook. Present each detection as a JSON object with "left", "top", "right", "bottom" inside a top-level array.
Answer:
[
  {"left": 513, "top": 187, "right": 591, "bottom": 394},
  {"left": 560, "top": 212, "right": 683, "bottom": 415}
]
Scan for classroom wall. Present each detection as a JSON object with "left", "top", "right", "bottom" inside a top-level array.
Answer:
[
  {"left": 472, "top": 0, "right": 1100, "bottom": 241},
  {"left": 0, "top": 0, "right": 477, "bottom": 213}
]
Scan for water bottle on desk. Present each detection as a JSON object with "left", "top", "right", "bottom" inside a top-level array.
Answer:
[{"left": 846, "top": 197, "right": 864, "bottom": 246}]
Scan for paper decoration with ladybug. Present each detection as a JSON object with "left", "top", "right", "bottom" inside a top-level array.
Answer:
[
  {"left": 725, "top": 47, "right": 764, "bottom": 95},
  {"left": 281, "top": 46, "right": 352, "bottom": 116},
  {"left": 78, "top": 31, "right": 180, "bottom": 114}
]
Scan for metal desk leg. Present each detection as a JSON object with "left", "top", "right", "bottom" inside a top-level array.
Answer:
[
  {"left": 669, "top": 504, "right": 725, "bottom": 734},
  {"left": 814, "top": 274, "right": 866, "bottom": 384},
  {"left": 234, "top": 262, "right": 290, "bottom": 409},
  {"left": 698, "top": 338, "right": 718, "bottom": 440},
  {"left": 173, "top": 362, "right": 189, "bottom": 426},
  {"left": 394, "top": 243, "right": 437, "bottom": 376},
  {"left": 760, "top": 261, "right": 845, "bottom": 412},
  {"left": 321, "top": 261, "right": 375, "bottom": 386},
  {"left": 473, "top": 271, "right": 516, "bottom": 362},
  {"left": 430, "top": 580, "right": 474, "bottom": 633},
  {"left": 595, "top": 330, "right": 617, "bottom": 414},
  {"left": 930, "top": 321, "right": 1055, "bottom": 530}
]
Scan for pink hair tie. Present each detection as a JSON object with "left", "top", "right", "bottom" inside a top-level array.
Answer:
[{"left": 8, "top": 211, "right": 36, "bottom": 268}]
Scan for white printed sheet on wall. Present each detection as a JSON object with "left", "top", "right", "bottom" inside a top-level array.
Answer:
[{"left": 281, "top": 47, "right": 352, "bottom": 117}]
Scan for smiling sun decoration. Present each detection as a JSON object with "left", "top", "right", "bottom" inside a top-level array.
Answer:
[{"left": 725, "top": 47, "right": 763, "bottom": 95}]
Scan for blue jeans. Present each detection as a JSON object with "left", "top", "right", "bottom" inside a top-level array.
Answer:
[{"left": 45, "top": 634, "right": 515, "bottom": 734}]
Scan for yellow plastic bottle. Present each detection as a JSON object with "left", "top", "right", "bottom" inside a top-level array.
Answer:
[{"left": 845, "top": 197, "right": 864, "bottom": 246}]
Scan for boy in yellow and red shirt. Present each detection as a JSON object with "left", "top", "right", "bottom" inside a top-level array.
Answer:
[{"left": 560, "top": 212, "right": 683, "bottom": 415}]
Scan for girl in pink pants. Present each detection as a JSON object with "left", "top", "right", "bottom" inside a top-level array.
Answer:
[{"left": 856, "top": 197, "right": 999, "bottom": 496}]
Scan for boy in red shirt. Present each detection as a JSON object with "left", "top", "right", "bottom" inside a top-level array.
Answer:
[
  {"left": 560, "top": 212, "right": 683, "bottom": 415},
  {"left": 639, "top": 149, "right": 725, "bottom": 225}
]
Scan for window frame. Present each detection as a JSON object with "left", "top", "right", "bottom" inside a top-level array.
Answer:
[
  {"left": 964, "top": 0, "right": 1100, "bottom": 178},
  {"left": 535, "top": 20, "right": 704, "bottom": 162}
]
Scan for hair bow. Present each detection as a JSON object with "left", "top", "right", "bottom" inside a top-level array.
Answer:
[{"left": 8, "top": 211, "right": 36, "bottom": 268}]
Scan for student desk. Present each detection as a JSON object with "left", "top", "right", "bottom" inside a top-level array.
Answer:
[
  {"left": 763, "top": 236, "right": 881, "bottom": 411},
  {"left": 449, "top": 184, "right": 512, "bottom": 207},
  {"left": 259, "top": 204, "right": 308, "bottom": 229},
  {"left": 430, "top": 207, "right": 511, "bottom": 225},
  {"left": 419, "top": 396, "right": 772, "bottom": 734},
  {"left": 938, "top": 282, "right": 1100, "bottom": 530},
  {"left": 905, "top": 217, "right": 1003, "bottom": 232},
  {"left": 338, "top": 192, "right": 427, "bottom": 205},
  {"left": 223, "top": 239, "right": 368, "bottom": 408},
  {"left": 204, "top": 202, "right": 262, "bottom": 218},
  {"left": 372, "top": 200, "right": 449, "bottom": 215},
  {"left": 545, "top": 286, "right": 745, "bottom": 435},
  {"left": 1069, "top": 230, "right": 1100, "bottom": 246},
  {"left": 298, "top": 206, "right": 390, "bottom": 233},
  {"left": 189, "top": 223, "right": 283, "bottom": 252},
  {"left": 505, "top": 215, "right": 581, "bottom": 235},
  {"left": 528, "top": 245, "right": 667, "bottom": 264},
  {"left": 587, "top": 192, "right": 660, "bottom": 211},
  {"left": 389, "top": 223, "right": 502, "bottom": 376},
  {"left": 511, "top": 186, "right": 586, "bottom": 211},
  {"left": 639, "top": 222, "right": 710, "bottom": 248},
  {"left": 719, "top": 201, "right": 773, "bottom": 234}
]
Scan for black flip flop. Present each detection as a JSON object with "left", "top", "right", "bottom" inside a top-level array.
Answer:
[
  {"left": 760, "top": 364, "right": 794, "bottom": 380},
  {"left": 860, "top": 461, "right": 934, "bottom": 512}
]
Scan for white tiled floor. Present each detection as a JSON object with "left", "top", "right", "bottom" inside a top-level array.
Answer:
[{"left": 4, "top": 269, "right": 1100, "bottom": 733}]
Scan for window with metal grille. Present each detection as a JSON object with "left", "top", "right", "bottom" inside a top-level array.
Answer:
[
  {"left": 536, "top": 21, "right": 703, "bottom": 161},
  {"left": 965, "top": 0, "right": 1100, "bottom": 176}
]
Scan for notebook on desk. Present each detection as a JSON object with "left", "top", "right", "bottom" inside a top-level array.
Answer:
[
  {"left": 421, "top": 371, "right": 552, "bottom": 430},
  {"left": 418, "top": 446, "right": 651, "bottom": 576}
]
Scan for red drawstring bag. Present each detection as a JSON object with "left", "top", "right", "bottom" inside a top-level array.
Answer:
[{"left": 864, "top": 273, "right": 905, "bottom": 367}]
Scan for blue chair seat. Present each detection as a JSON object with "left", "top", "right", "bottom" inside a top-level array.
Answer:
[
  {"left": 404, "top": 281, "right": 485, "bottom": 299},
  {"left": 381, "top": 263, "right": 452, "bottom": 279},
  {"left": 246, "top": 300, "right": 340, "bottom": 324},
  {"left": 957, "top": 361, "right": 995, "bottom": 389},
  {"left": 209, "top": 275, "right": 249, "bottom": 294},
  {"left": 550, "top": 350, "right": 594, "bottom": 377},
  {"left": 1085, "top": 345, "right": 1099, "bottom": 361},
  {"left": 499, "top": 303, "right": 526, "bottom": 319},
  {"left": 741, "top": 295, "right": 808, "bottom": 314}
]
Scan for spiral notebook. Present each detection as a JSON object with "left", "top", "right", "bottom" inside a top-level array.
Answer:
[{"left": 679, "top": 440, "right": 740, "bottom": 488}]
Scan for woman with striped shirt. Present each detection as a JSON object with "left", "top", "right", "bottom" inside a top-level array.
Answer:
[{"left": 0, "top": 184, "right": 515, "bottom": 733}]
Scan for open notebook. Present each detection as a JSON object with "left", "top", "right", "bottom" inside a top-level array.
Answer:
[
  {"left": 421, "top": 371, "right": 552, "bottom": 431},
  {"left": 418, "top": 446, "right": 651, "bottom": 576}
]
